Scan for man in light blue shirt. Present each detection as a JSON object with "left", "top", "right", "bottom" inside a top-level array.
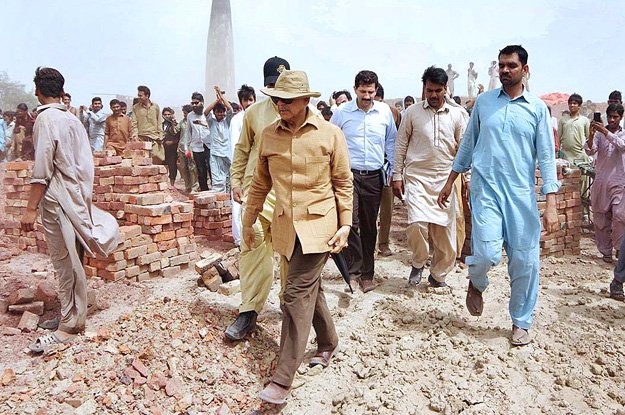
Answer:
[
  {"left": 438, "top": 45, "right": 560, "bottom": 346},
  {"left": 79, "top": 97, "right": 107, "bottom": 152},
  {"left": 331, "top": 70, "right": 397, "bottom": 293},
  {"left": 204, "top": 86, "right": 235, "bottom": 193}
]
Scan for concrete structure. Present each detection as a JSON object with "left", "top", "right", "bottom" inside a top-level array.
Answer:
[{"left": 205, "top": 0, "right": 235, "bottom": 101}]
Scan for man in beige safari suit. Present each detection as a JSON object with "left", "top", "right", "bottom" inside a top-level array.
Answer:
[{"left": 242, "top": 70, "right": 353, "bottom": 404}]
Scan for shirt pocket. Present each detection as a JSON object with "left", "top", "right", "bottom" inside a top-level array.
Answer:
[
  {"left": 307, "top": 198, "right": 337, "bottom": 237},
  {"left": 305, "top": 155, "right": 331, "bottom": 188}
]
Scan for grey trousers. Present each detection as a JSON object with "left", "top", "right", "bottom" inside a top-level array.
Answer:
[{"left": 41, "top": 199, "right": 87, "bottom": 334}]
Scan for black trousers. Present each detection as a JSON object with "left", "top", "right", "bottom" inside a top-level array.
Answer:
[
  {"left": 193, "top": 145, "right": 211, "bottom": 191},
  {"left": 345, "top": 170, "right": 383, "bottom": 280},
  {"left": 164, "top": 142, "right": 178, "bottom": 181}
]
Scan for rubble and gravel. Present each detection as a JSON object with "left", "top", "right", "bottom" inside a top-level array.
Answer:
[{"left": 1, "top": 160, "right": 625, "bottom": 414}]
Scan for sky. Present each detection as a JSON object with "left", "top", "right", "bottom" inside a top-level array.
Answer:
[{"left": 2, "top": 0, "right": 624, "bottom": 109}]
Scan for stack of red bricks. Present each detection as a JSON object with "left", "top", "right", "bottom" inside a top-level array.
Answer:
[
  {"left": 461, "top": 166, "right": 582, "bottom": 259},
  {"left": 86, "top": 142, "right": 198, "bottom": 281},
  {"left": 537, "top": 166, "right": 582, "bottom": 257},
  {"left": 1, "top": 161, "right": 47, "bottom": 254},
  {"left": 192, "top": 192, "right": 233, "bottom": 242}
]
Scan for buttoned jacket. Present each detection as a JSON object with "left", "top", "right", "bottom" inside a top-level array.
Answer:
[{"left": 242, "top": 109, "right": 353, "bottom": 259}]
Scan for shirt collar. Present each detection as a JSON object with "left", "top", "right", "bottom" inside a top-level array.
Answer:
[
  {"left": 36, "top": 103, "right": 67, "bottom": 113},
  {"left": 497, "top": 86, "right": 529, "bottom": 103},
  {"left": 345, "top": 99, "right": 379, "bottom": 113},
  {"left": 275, "top": 108, "right": 320, "bottom": 133},
  {"left": 422, "top": 100, "right": 450, "bottom": 113}
]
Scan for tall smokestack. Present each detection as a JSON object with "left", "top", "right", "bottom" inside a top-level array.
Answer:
[{"left": 205, "top": 0, "right": 235, "bottom": 102}]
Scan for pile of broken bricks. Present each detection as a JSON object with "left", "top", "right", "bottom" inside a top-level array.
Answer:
[
  {"left": 1, "top": 281, "right": 57, "bottom": 334},
  {"left": 194, "top": 250, "right": 241, "bottom": 295}
]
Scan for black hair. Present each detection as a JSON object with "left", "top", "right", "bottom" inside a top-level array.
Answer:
[
  {"left": 452, "top": 96, "right": 461, "bottom": 105},
  {"left": 607, "top": 103, "right": 624, "bottom": 117},
  {"left": 191, "top": 92, "right": 204, "bottom": 102},
  {"left": 119, "top": 101, "right": 127, "bottom": 108},
  {"left": 214, "top": 103, "right": 227, "bottom": 112},
  {"left": 421, "top": 66, "right": 448, "bottom": 86},
  {"left": 182, "top": 104, "right": 193, "bottom": 114},
  {"left": 63, "top": 93, "right": 71, "bottom": 99},
  {"left": 109, "top": 99, "right": 120, "bottom": 106},
  {"left": 354, "top": 70, "right": 378, "bottom": 88},
  {"left": 237, "top": 84, "right": 256, "bottom": 102},
  {"left": 137, "top": 85, "right": 151, "bottom": 97},
  {"left": 132, "top": 98, "right": 140, "bottom": 105},
  {"left": 316, "top": 100, "right": 329, "bottom": 109},
  {"left": 498, "top": 45, "right": 528, "bottom": 66},
  {"left": 608, "top": 90, "right": 622, "bottom": 102},
  {"left": 332, "top": 90, "right": 352, "bottom": 101},
  {"left": 162, "top": 107, "right": 174, "bottom": 115},
  {"left": 17, "top": 103, "right": 28, "bottom": 111},
  {"left": 33, "top": 67, "right": 65, "bottom": 98},
  {"left": 404, "top": 96, "right": 415, "bottom": 104},
  {"left": 321, "top": 107, "right": 333, "bottom": 117},
  {"left": 376, "top": 84, "right": 385, "bottom": 99},
  {"left": 568, "top": 93, "right": 583, "bottom": 105}
]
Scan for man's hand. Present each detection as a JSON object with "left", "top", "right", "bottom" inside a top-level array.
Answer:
[
  {"left": 543, "top": 204, "right": 558, "bottom": 234},
  {"left": 242, "top": 225, "right": 255, "bottom": 248},
  {"left": 392, "top": 179, "right": 404, "bottom": 199},
  {"left": 20, "top": 208, "right": 38, "bottom": 232},
  {"left": 437, "top": 181, "right": 454, "bottom": 209},
  {"left": 591, "top": 121, "right": 609, "bottom": 136},
  {"left": 232, "top": 187, "right": 244, "bottom": 204},
  {"left": 328, "top": 225, "right": 350, "bottom": 254}
]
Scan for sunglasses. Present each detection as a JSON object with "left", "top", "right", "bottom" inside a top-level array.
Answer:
[{"left": 271, "top": 96, "right": 293, "bottom": 104}]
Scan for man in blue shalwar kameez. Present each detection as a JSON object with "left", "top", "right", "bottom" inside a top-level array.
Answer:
[{"left": 438, "top": 45, "right": 560, "bottom": 346}]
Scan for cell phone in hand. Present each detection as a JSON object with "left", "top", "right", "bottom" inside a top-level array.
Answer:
[{"left": 593, "top": 112, "right": 602, "bottom": 123}]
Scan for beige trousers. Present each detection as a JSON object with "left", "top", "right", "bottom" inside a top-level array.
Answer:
[
  {"left": 239, "top": 195, "right": 276, "bottom": 314},
  {"left": 41, "top": 199, "right": 87, "bottom": 334},
  {"left": 406, "top": 221, "right": 456, "bottom": 282}
]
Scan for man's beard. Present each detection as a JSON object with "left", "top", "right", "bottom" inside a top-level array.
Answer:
[{"left": 193, "top": 105, "right": 203, "bottom": 115}]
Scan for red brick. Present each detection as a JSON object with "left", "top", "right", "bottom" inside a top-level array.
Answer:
[
  {"left": 9, "top": 301, "right": 44, "bottom": 315},
  {"left": 18, "top": 311, "right": 40, "bottom": 332},
  {"left": 153, "top": 231, "right": 176, "bottom": 242}
]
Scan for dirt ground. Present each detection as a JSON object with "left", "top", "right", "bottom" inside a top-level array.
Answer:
[{"left": 1, "top": 164, "right": 625, "bottom": 414}]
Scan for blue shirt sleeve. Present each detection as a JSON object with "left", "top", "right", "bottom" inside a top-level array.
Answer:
[
  {"left": 385, "top": 110, "right": 397, "bottom": 174},
  {"left": 452, "top": 100, "right": 480, "bottom": 173},
  {"left": 535, "top": 103, "right": 561, "bottom": 194}
]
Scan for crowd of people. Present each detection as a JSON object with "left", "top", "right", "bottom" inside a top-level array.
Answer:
[{"left": 11, "top": 43, "right": 625, "bottom": 405}]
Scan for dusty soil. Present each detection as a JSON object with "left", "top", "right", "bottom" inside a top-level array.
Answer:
[{"left": 1, "top": 159, "right": 625, "bottom": 414}]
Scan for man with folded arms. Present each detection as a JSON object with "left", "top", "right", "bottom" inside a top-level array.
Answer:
[{"left": 242, "top": 70, "right": 352, "bottom": 404}]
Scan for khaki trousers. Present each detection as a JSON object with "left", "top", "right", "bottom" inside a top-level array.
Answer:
[
  {"left": 406, "top": 221, "right": 456, "bottom": 282},
  {"left": 378, "top": 185, "right": 394, "bottom": 246},
  {"left": 273, "top": 238, "right": 338, "bottom": 388},
  {"left": 176, "top": 150, "right": 198, "bottom": 193},
  {"left": 239, "top": 194, "right": 275, "bottom": 314},
  {"left": 454, "top": 176, "right": 466, "bottom": 257},
  {"left": 41, "top": 199, "right": 87, "bottom": 334}
]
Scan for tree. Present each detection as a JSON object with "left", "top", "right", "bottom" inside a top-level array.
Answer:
[{"left": 0, "top": 71, "right": 38, "bottom": 112}]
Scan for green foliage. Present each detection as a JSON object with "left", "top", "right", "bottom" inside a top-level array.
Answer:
[{"left": 0, "top": 71, "right": 38, "bottom": 112}]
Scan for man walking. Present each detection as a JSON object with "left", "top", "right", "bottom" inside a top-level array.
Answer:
[
  {"left": 226, "top": 56, "right": 290, "bottom": 340},
  {"left": 331, "top": 70, "right": 397, "bottom": 293},
  {"left": 394, "top": 66, "right": 467, "bottom": 288},
  {"left": 177, "top": 104, "right": 199, "bottom": 193},
  {"left": 439, "top": 45, "right": 559, "bottom": 346},
  {"left": 22, "top": 67, "right": 119, "bottom": 352},
  {"left": 242, "top": 70, "right": 351, "bottom": 404}
]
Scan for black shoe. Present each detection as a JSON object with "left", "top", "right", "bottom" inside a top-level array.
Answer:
[
  {"left": 610, "top": 279, "right": 625, "bottom": 301},
  {"left": 428, "top": 275, "right": 448, "bottom": 288},
  {"left": 225, "top": 311, "right": 258, "bottom": 341},
  {"left": 408, "top": 267, "right": 423, "bottom": 286}
]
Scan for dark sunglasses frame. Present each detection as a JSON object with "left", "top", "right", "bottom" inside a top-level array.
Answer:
[{"left": 271, "top": 96, "right": 293, "bottom": 104}]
